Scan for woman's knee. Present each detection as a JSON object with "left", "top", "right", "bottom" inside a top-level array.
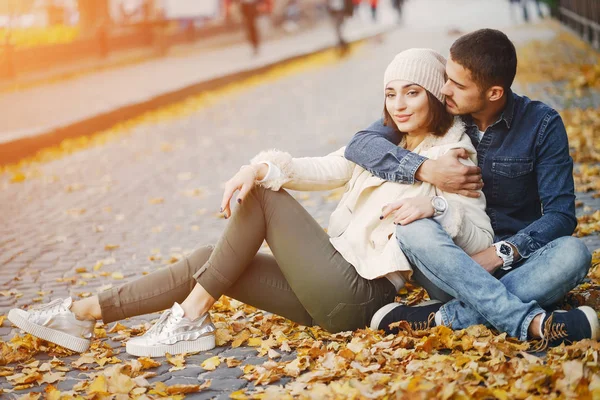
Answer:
[{"left": 186, "top": 245, "right": 215, "bottom": 274}]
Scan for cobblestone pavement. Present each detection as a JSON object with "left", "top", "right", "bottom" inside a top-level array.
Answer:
[{"left": 1, "top": 1, "right": 599, "bottom": 398}]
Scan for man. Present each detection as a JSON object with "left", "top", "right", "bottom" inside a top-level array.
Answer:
[
  {"left": 344, "top": 29, "right": 597, "bottom": 347},
  {"left": 326, "top": 0, "right": 353, "bottom": 53},
  {"left": 238, "top": 0, "right": 261, "bottom": 55}
]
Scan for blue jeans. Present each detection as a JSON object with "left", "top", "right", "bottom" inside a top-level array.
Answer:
[{"left": 397, "top": 219, "right": 591, "bottom": 341}]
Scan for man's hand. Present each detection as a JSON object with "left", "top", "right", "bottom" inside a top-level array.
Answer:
[
  {"left": 220, "top": 164, "right": 267, "bottom": 218},
  {"left": 416, "top": 149, "right": 483, "bottom": 198},
  {"left": 471, "top": 246, "right": 503, "bottom": 274},
  {"left": 380, "top": 196, "right": 435, "bottom": 226}
]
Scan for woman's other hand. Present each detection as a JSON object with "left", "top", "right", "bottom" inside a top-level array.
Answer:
[
  {"left": 380, "top": 196, "right": 434, "bottom": 225},
  {"left": 220, "top": 164, "right": 268, "bottom": 218}
]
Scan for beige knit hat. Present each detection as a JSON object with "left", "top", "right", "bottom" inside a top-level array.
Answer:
[{"left": 383, "top": 48, "right": 447, "bottom": 103}]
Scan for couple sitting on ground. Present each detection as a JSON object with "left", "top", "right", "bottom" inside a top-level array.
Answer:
[{"left": 8, "top": 28, "right": 598, "bottom": 357}]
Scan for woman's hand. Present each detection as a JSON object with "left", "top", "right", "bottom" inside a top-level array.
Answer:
[
  {"left": 220, "top": 164, "right": 267, "bottom": 218},
  {"left": 381, "top": 196, "right": 435, "bottom": 225}
]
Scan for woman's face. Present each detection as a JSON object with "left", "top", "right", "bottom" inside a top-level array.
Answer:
[{"left": 385, "top": 80, "right": 431, "bottom": 135}]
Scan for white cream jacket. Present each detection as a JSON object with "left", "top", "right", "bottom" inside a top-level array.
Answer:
[{"left": 250, "top": 119, "right": 494, "bottom": 287}]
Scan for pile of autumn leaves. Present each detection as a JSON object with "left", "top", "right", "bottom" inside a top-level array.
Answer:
[{"left": 2, "top": 295, "right": 600, "bottom": 399}]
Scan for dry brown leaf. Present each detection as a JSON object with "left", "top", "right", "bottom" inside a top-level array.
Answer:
[
  {"left": 201, "top": 356, "right": 221, "bottom": 371},
  {"left": 232, "top": 329, "right": 251, "bottom": 348},
  {"left": 111, "top": 271, "right": 124, "bottom": 280},
  {"left": 138, "top": 357, "right": 161, "bottom": 370},
  {"left": 226, "top": 357, "right": 242, "bottom": 368},
  {"left": 166, "top": 352, "right": 186, "bottom": 371},
  {"left": 166, "top": 382, "right": 208, "bottom": 395},
  {"left": 39, "top": 371, "right": 66, "bottom": 384},
  {"left": 87, "top": 375, "right": 109, "bottom": 395}
]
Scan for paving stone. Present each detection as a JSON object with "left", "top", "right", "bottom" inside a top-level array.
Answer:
[
  {"left": 213, "top": 394, "right": 235, "bottom": 400},
  {"left": 203, "top": 378, "right": 248, "bottom": 392},
  {"left": 5, "top": 386, "right": 44, "bottom": 396},
  {"left": 164, "top": 376, "right": 203, "bottom": 387},
  {"left": 243, "top": 356, "right": 269, "bottom": 366},
  {"left": 169, "top": 366, "right": 205, "bottom": 377},
  {"left": 218, "top": 347, "right": 258, "bottom": 359},
  {"left": 201, "top": 366, "right": 244, "bottom": 380},
  {"left": 56, "top": 379, "right": 85, "bottom": 391},
  {"left": 146, "top": 373, "right": 172, "bottom": 384},
  {"left": 182, "top": 390, "right": 221, "bottom": 400}
]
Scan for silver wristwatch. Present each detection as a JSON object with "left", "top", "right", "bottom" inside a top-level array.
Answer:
[
  {"left": 494, "top": 241, "right": 514, "bottom": 269},
  {"left": 431, "top": 196, "right": 448, "bottom": 217}
]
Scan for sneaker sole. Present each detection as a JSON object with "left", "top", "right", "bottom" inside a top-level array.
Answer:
[
  {"left": 579, "top": 306, "right": 600, "bottom": 340},
  {"left": 370, "top": 300, "right": 442, "bottom": 331},
  {"left": 125, "top": 335, "right": 216, "bottom": 358},
  {"left": 7, "top": 309, "right": 91, "bottom": 353}
]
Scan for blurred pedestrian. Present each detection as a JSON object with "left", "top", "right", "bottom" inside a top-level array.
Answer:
[
  {"left": 391, "top": 0, "right": 405, "bottom": 23},
  {"left": 326, "top": 0, "right": 353, "bottom": 54},
  {"left": 510, "top": 0, "right": 544, "bottom": 23},
  {"left": 237, "top": 0, "right": 261, "bottom": 55},
  {"left": 369, "top": 0, "right": 378, "bottom": 22},
  {"left": 352, "top": 0, "right": 361, "bottom": 17}
]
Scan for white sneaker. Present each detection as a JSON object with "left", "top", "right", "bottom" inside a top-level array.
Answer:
[
  {"left": 126, "top": 303, "right": 215, "bottom": 357},
  {"left": 7, "top": 298, "right": 95, "bottom": 353}
]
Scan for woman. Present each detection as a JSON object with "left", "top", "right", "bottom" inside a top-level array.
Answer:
[{"left": 8, "top": 49, "right": 493, "bottom": 357}]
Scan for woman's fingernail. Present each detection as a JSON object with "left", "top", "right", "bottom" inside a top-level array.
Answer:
[
  {"left": 237, "top": 199, "right": 242, "bottom": 204},
  {"left": 379, "top": 215, "right": 384, "bottom": 220},
  {"left": 224, "top": 215, "right": 228, "bottom": 219}
]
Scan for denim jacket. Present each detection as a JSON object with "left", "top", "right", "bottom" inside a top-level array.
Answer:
[{"left": 344, "top": 91, "right": 577, "bottom": 259}]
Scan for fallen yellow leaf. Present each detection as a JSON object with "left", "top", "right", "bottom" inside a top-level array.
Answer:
[{"left": 201, "top": 356, "right": 221, "bottom": 371}]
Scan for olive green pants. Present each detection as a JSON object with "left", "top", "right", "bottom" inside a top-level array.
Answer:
[{"left": 98, "top": 186, "right": 395, "bottom": 333}]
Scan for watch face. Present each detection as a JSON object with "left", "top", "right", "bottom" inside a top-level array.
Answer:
[
  {"left": 500, "top": 243, "right": 512, "bottom": 256},
  {"left": 433, "top": 197, "right": 446, "bottom": 211}
]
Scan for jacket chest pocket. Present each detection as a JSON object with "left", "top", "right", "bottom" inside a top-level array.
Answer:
[{"left": 491, "top": 157, "right": 534, "bottom": 204}]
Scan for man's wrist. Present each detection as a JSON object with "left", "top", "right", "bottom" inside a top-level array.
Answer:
[
  {"left": 415, "top": 159, "right": 435, "bottom": 184},
  {"left": 506, "top": 242, "right": 521, "bottom": 262}
]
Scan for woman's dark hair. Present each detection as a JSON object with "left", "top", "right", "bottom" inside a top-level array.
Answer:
[{"left": 383, "top": 90, "right": 453, "bottom": 137}]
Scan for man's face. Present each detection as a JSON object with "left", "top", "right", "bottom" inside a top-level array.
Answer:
[{"left": 441, "top": 57, "right": 487, "bottom": 116}]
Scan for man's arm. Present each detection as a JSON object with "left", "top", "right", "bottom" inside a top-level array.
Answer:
[
  {"left": 344, "top": 118, "right": 421, "bottom": 184},
  {"left": 505, "top": 110, "right": 577, "bottom": 259},
  {"left": 345, "top": 118, "right": 483, "bottom": 195}
]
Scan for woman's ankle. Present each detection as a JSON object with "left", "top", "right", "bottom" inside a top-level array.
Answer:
[
  {"left": 179, "top": 283, "right": 216, "bottom": 320},
  {"left": 179, "top": 300, "right": 208, "bottom": 321}
]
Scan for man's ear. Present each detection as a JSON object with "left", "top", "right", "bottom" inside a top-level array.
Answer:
[{"left": 487, "top": 85, "right": 504, "bottom": 102}]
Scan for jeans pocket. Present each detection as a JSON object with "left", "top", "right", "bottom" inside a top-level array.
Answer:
[{"left": 326, "top": 298, "right": 376, "bottom": 333}]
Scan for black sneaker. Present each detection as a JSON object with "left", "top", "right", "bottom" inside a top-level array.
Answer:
[
  {"left": 536, "top": 306, "right": 600, "bottom": 349},
  {"left": 370, "top": 300, "right": 443, "bottom": 334}
]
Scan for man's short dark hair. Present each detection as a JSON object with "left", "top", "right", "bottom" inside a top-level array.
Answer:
[{"left": 450, "top": 29, "right": 517, "bottom": 92}]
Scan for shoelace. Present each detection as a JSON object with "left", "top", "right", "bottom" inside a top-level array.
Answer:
[
  {"left": 391, "top": 312, "right": 437, "bottom": 334},
  {"left": 531, "top": 314, "right": 568, "bottom": 352},
  {"left": 409, "top": 312, "right": 437, "bottom": 332},
  {"left": 29, "top": 299, "right": 67, "bottom": 318},
  {"left": 147, "top": 310, "right": 179, "bottom": 337}
]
